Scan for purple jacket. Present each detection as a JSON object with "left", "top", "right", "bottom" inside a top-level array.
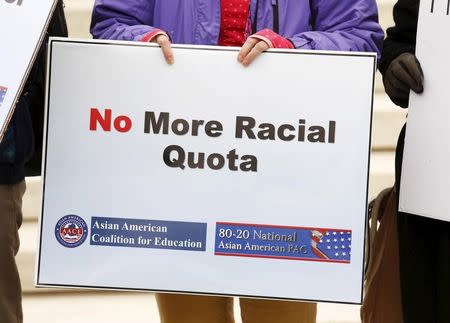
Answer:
[{"left": 91, "top": 0, "right": 383, "bottom": 55}]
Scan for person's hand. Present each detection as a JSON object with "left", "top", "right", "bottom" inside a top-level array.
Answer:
[
  {"left": 383, "top": 52, "right": 424, "bottom": 108},
  {"left": 238, "top": 37, "right": 270, "bottom": 67},
  {"left": 151, "top": 34, "right": 174, "bottom": 65}
]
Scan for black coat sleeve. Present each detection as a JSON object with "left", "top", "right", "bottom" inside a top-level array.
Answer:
[
  {"left": 379, "top": 0, "right": 420, "bottom": 75},
  {"left": 24, "top": 0, "right": 68, "bottom": 176}
]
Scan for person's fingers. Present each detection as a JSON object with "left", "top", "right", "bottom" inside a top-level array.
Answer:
[
  {"left": 155, "top": 35, "right": 174, "bottom": 65},
  {"left": 385, "top": 70, "right": 410, "bottom": 95},
  {"left": 399, "top": 54, "right": 424, "bottom": 93},
  {"left": 415, "top": 56, "right": 425, "bottom": 83},
  {"left": 399, "top": 54, "right": 423, "bottom": 93},
  {"left": 384, "top": 71, "right": 410, "bottom": 107},
  {"left": 383, "top": 53, "right": 425, "bottom": 108},
  {"left": 238, "top": 38, "right": 259, "bottom": 63},
  {"left": 391, "top": 60, "right": 418, "bottom": 92},
  {"left": 241, "top": 41, "right": 269, "bottom": 66},
  {"left": 384, "top": 76, "right": 409, "bottom": 108}
]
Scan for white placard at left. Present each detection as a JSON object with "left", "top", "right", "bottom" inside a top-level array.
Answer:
[{"left": 0, "top": 0, "right": 57, "bottom": 141}]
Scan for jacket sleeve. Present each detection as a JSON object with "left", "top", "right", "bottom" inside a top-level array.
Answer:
[
  {"left": 379, "top": 0, "right": 419, "bottom": 75},
  {"left": 289, "top": 0, "right": 384, "bottom": 56},
  {"left": 90, "top": 0, "right": 157, "bottom": 41}
]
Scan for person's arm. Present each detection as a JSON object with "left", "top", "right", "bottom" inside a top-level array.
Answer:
[
  {"left": 289, "top": 0, "right": 384, "bottom": 56},
  {"left": 90, "top": 0, "right": 161, "bottom": 42},
  {"left": 379, "top": 0, "right": 419, "bottom": 74},
  {"left": 90, "top": 0, "right": 174, "bottom": 64},
  {"left": 380, "top": 0, "right": 423, "bottom": 108},
  {"left": 238, "top": 0, "right": 385, "bottom": 67}
]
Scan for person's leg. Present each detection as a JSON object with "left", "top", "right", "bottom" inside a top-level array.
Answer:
[
  {"left": 397, "top": 212, "right": 437, "bottom": 323},
  {"left": 395, "top": 126, "right": 439, "bottom": 323},
  {"left": 0, "top": 180, "right": 25, "bottom": 323},
  {"left": 435, "top": 221, "right": 450, "bottom": 323},
  {"left": 156, "top": 293, "right": 234, "bottom": 323},
  {"left": 240, "top": 298, "right": 317, "bottom": 323}
]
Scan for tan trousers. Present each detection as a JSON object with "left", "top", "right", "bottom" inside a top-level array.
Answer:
[
  {"left": 156, "top": 293, "right": 317, "bottom": 323},
  {"left": 0, "top": 181, "right": 25, "bottom": 323}
]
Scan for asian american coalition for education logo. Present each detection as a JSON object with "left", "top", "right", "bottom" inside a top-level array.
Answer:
[{"left": 55, "top": 215, "right": 88, "bottom": 248}]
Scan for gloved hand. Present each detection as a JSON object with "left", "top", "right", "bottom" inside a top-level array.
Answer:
[{"left": 383, "top": 52, "right": 424, "bottom": 108}]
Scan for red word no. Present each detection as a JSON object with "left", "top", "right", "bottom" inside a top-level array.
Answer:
[{"left": 90, "top": 108, "right": 132, "bottom": 133}]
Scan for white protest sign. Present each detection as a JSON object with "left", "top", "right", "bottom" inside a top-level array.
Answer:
[
  {"left": 0, "top": 0, "right": 56, "bottom": 140},
  {"left": 36, "top": 39, "right": 376, "bottom": 304},
  {"left": 399, "top": 0, "right": 450, "bottom": 222}
]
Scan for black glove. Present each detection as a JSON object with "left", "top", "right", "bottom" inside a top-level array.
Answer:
[{"left": 383, "top": 52, "right": 424, "bottom": 108}]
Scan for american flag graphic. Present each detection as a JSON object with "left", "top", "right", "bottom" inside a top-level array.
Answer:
[
  {"left": 311, "top": 229, "right": 352, "bottom": 263},
  {"left": 0, "top": 86, "right": 7, "bottom": 108}
]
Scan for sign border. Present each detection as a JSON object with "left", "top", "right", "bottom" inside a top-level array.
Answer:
[{"left": 36, "top": 38, "right": 376, "bottom": 305}]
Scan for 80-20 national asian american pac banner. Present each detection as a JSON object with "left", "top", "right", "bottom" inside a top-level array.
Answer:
[{"left": 37, "top": 39, "right": 376, "bottom": 304}]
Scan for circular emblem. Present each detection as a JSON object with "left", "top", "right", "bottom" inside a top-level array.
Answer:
[{"left": 55, "top": 215, "right": 88, "bottom": 248}]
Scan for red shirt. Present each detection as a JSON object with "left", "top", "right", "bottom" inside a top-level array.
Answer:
[{"left": 218, "top": 0, "right": 251, "bottom": 46}]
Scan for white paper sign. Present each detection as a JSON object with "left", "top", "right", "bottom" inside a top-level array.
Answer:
[
  {"left": 399, "top": 0, "right": 450, "bottom": 222},
  {"left": 0, "top": 0, "right": 56, "bottom": 140},
  {"left": 36, "top": 39, "right": 376, "bottom": 304}
]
